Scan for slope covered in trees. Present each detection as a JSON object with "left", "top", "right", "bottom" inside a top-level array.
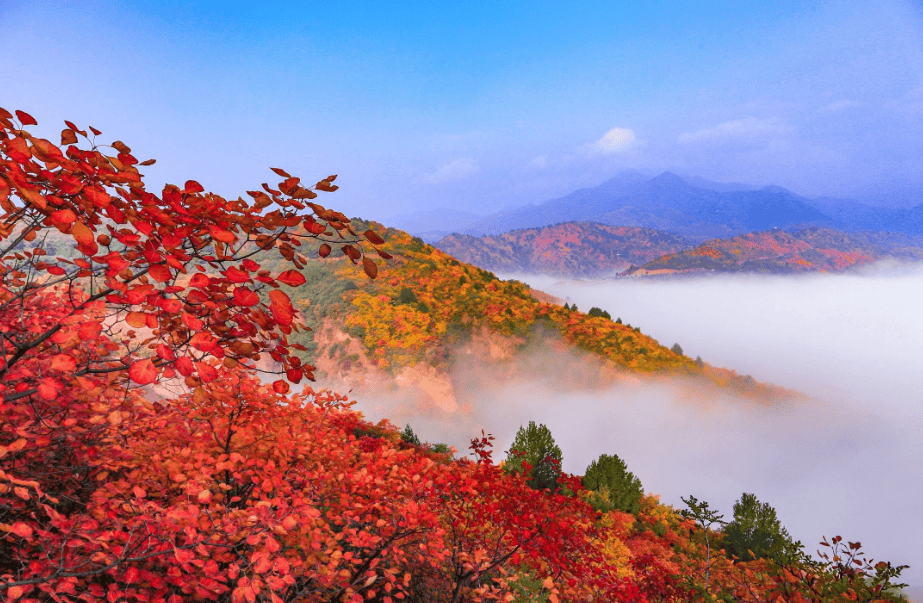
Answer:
[
  {"left": 626, "top": 228, "right": 923, "bottom": 276},
  {"left": 0, "top": 107, "right": 909, "bottom": 603},
  {"left": 270, "top": 220, "right": 788, "bottom": 403},
  {"left": 435, "top": 222, "right": 691, "bottom": 278}
]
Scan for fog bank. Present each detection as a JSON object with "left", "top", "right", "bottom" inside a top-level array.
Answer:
[
  {"left": 348, "top": 263, "right": 923, "bottom": 586},
  {"left": 511, "top": 264, "right": 923, "bottom": 585}
]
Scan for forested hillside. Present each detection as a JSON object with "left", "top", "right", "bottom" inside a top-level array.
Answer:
[
  {"left": 0, "top": 108, "right": 909, "bottom": 603},
  {"left": 267, "top": 221, "right": 788, "bottom": 404},
  {"left": 435, "top": 222, "right": 691, "bottom": 278},
  {"left": 626, "top": 228, "right": 923, "bottom": 276}
]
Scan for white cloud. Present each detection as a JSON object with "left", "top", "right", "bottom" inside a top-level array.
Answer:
[
  {"left": 591, "top": 126, "right": 637, "bottom": 153},
  {"left": 819, "top": 99, "right": 860, "bottom": 113},
  {"left": 677, "top": 117, "right": 792, "bottom": 144},
  {"left": 423, "top": 157, "right": 478, "bottom": 184},
  {"left": 528, "top": 155, "right": 549, "bottom": 169}
]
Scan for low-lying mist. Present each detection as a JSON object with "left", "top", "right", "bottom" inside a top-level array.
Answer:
[{"left": 344, "top": 262, "right": 923, "bottom": 586}]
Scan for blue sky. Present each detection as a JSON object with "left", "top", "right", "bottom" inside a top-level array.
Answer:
[{"left": 2, "top": 0, "right": 922, "bottom": 222}]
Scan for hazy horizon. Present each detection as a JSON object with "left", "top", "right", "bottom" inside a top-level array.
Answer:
[{"left": 3, "top": 1, "right": 922, "bottom": 221}]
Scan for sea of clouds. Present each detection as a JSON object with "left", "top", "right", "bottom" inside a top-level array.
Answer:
[{"left": 347, "top": 262, "right": 923, "bottom": 588}]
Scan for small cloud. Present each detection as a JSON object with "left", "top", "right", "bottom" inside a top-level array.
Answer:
[
  {"left": 423, "top": 158, "right": 478, "bottom": 184},
  {"left": 677, "top": 117, "right": 791, "bottom": 144},
  {"left": 592, "top": 127, "right": 637, "bottom": 154},
  {"left": 528, "top": 155, "right": 549, "bottom": 169},
  {"left": 819, "top": 99, "right": 860, "bottom": 113}
]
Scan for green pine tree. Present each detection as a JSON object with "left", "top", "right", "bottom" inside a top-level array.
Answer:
[
  {"left": 504, "top": 421, "right": 563, "bottom": 491},
  {"left": 724, "top": 492, "right": 793, "bottom": 561},
  {"left": 582, "top": 453, "right": 644, "bottom": 514}
]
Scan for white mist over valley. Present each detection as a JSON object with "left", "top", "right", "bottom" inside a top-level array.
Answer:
[{"left": 349, "top": 263, "right": 923, "bottom": 586}]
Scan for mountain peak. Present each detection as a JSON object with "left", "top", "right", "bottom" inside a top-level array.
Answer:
[
  {"left": 652, "top": 171, "right": 686, "bottom": 184},
  {"left": 760, "top": 184, "right": 793, "bottom": 195}
]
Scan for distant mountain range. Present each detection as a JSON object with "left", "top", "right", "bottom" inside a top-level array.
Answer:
[
  {"left": 434, "top": 223, "right": 923, "bottom": 278},
  {"left": 464, "top": 171, "right": 923, "bottom": 240},
  {"left": 402, "top": 171, "right": 923, "bottom": 242}
]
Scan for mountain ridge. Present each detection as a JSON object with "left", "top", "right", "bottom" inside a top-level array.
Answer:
[
  {"left": 268, "top": 220, "right": 794, "bottom": 411},
  {"left": 434, "top": 222, "right": 923, "bottom": 279},
  {"left": 457, "top": 171, "right": 923, "bottom": 240}
]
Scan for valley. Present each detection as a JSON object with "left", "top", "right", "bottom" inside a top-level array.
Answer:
[{"left": 507, "top": 267, "right": 923, "bottom": 587}]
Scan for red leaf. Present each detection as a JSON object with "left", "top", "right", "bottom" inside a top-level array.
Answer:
[
  {"left": 268, "top": 290, "right": 294, "bottom": 327},
  {"left": 362, "top": 256, "right": 378, "bottom": 279},
  {"left": 364, "top": 229, "right": 385, "bottom": 245},
  {"left": 209, "top": 225, "right": 235, "bottom": 243},
  {"left": 189, "top": 273, "right": 211, "bottom": 288},
  {"left": 15, "top": 110, "right": 37, "bottom": 126},
  {"left": 175, "top": 356, "right": 195, "bottom": 376},
  {"left": 9, "top": 522, "right": 33, "bottom": 538},
  {"left": 50, "top": 354, "right": 77, "bottom": 372},
  {"left": 50, "top": 209, "right": 77, "bottom": 226},
  {"left": 126, "top": 312, "right": 148, "bottom": 328},
  {"left": 71, "top": 221, "right": 98, "bottom": 255},
  {"left": 61, "top": 129, "right": 79, "bottom": 145},
  {"left": 319, "top": 243, "right": 331, "bottom": 258},
  {"left": 196, "top": 362, "right": 218, "bottom": 382},
  {"left": 277, "top": 270, "right": 306, "bottom": 287},
  {"left": 84, "top": 186, "right": 111, "bottom": 208},
  {"left": 272, "top": 380, "right": 290, "bottom": 394},
  {"left": 37, "top": 380, "right": 59, "bottom": 400},
  {"left": 79, "top": 322, "right": 102, "bottom": 340},
  {"left": 148, "top": 264, "right": 172, "bottom": 283},
  {"left": 233, "top": 287, "right": 259, "bottom": 307},
  {"left": 129, "top": 359, "right": 158, "bottom": 385},
  {"left": 181, "top": 312, "right": 204, "bottom": 331},
  {"left": 184, "top": 180, "right": 204, "bottom": 194},
  {"left": 190, "top": 332, "right": 217, "bottom": 352},
  {"left": 225, "top": 266, "right": 249, "bottom": 283}
]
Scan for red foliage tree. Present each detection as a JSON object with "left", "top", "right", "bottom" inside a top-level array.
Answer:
[{"left": 0, "top": 107, "right": 382, "bottom": 601}]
